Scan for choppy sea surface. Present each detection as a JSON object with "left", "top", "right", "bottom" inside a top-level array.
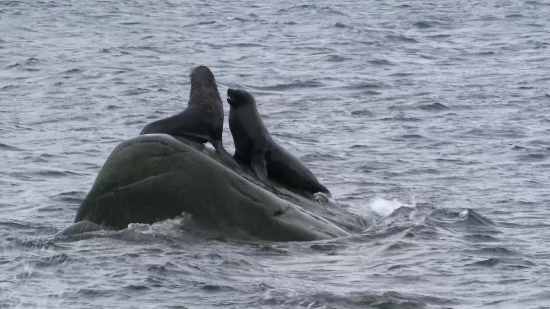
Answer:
[{"left": 1, "top": 0, "right": 550, "bottom": 308}]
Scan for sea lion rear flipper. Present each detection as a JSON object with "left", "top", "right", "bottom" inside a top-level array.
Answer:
[
  {"left": 141, "top": 106, "right": 209, "bottom": 139},
  {"left": 251, "top": 150, "right": 268, "bottom": 182}
]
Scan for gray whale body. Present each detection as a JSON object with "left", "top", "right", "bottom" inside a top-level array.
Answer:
[{"left": 74, "top": 134, "right": 351, "bottom": 241}]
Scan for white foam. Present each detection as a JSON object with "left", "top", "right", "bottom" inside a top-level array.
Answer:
[
  {"left": 368, "top": 197, "right": 416, "bottom": 216},
  {"left": 313, "top": 192, "right": 335, "bottom": 204}
]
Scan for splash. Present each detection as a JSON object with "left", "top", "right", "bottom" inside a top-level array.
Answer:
[
  {"left": 313, "top": 192, "right": 335, "bottom": 204},
  {"left": 368, "top": 197, "right": 416, "bottom": 216},
  {"left": 127, "top": 215, "right": 191, "bottom": 236}
]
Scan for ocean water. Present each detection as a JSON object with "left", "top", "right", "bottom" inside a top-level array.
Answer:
[{"left": 1, "top": 0, "right": 550, "bottom": 308}]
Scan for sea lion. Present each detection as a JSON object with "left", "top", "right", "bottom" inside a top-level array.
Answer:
[
  {"left": 140, "top": 65, "right": 237, "bottom": 167},
  {"left": 227, "top": 88, "right": 331, "bottom": 196}
]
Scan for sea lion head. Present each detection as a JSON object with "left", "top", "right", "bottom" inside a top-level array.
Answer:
[
  {"left": 227, "top": 88, "right": 255, "bottom": 109},
  {"left": 188, "top": 65, "right": 220, "bottom": 108},
  {"left": 189, "top": 65, "right": 216, "bottom": 87}
]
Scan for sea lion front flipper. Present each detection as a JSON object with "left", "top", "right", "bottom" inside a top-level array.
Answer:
[
  {"left": 211, "top": 139, "right": 241, "bottom": 170},
  {"left": 251, "top": 149, "right": 268, "bottom": 182}
]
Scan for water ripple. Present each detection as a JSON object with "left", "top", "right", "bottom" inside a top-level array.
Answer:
[{"left": 1, "top": 0, "right": 549, "bottom": 307}]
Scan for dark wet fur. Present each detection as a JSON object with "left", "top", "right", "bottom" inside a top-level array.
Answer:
[
  {"left": 228, "top": 88, "right": 330, "bottom": 196},
  {"left": 188, "top": 66, "right": 222, "bottom": 117},
  {"left": 140, "top": 66, "right": 237, "bottom": 167}
]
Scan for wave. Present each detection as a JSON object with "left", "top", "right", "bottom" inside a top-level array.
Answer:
[
  {"left": 0, "top": 143, "right": 20, "bottom": 151},
  {"left": 425, "top": 208, "right": 498, "bottom": 231},
  {"left": 254, "top": 80, "right": 324, "bottom": 91}
]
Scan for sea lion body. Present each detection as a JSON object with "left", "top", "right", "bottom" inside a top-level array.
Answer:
[
  {"left": 227, "top": 88, "right": 330, "bottom": 196},
  {"left": 140, "top": 66, "right": 234, "bottom": 165}
]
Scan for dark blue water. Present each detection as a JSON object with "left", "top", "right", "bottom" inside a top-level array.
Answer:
[{"left": 1, "top": 0, "right": 549, "bottom": 308}]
